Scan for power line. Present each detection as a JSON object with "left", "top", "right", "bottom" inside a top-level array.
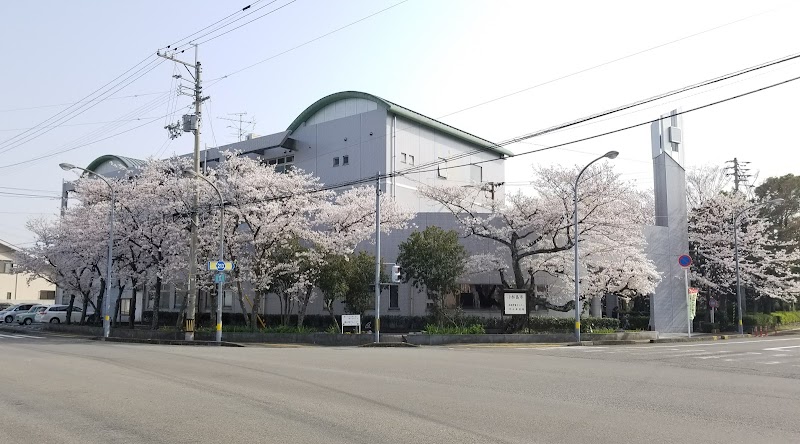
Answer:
[
  {"left": 0, "top": 116, "right": 164, "bottom": 132},
  {"left": 0, "top": 55, "right": 157, "bottom": 150},
  {"left": 0, "top": 58, "right": 166, "bottom": 156},
  {"left": 397, "top": 51, "right": 800, "bottom": 178},
  {"left": 207, "top": 0, "right": 409, "bottom": 82},
  {"left": 242, "top": 71, "right": 800, "bottom": 206},
  {"left": 436, "top": 6, "right": 779, "bottom": 120},
  {"left": 163, "top": 1, "right": 266, "bottom": 50},
  {"left": 194, "top": 0, "right": 298, "bottom": 47},
  {"left": 0, "top": 92, "right": 168, "bottom": 114}
]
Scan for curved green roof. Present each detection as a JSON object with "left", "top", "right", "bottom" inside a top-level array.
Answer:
[
  {"left": 287, "top": 91, "right": 513, "bottom": 157},
  {"left": 85, "top": 155, "right": 147, "bottom": 173}
]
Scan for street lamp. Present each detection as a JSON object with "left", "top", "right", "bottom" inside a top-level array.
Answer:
[
  {"left": 733, "top": 198, "right": 784, "bottom": 335},
  {"left": 183, "top": 168, "right": 225, "bottom": 343},
  {"left": 60, "top": 162, "right": 114, "bottom": 339},
  {"left": 573, "top": 151, "right": 619, "bottom": 343}
]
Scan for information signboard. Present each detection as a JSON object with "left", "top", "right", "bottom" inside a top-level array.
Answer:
[{"left": 503, "top": 290, "right": 527, "bottom": 315}]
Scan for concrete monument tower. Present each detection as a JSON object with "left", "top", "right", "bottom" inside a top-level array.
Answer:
[{"left": 646, "top": 109, "right": 690, "bottom": 333}]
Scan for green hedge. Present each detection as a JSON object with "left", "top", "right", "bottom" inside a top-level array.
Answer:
[
  {"left": 142, "top": 311, "right": 622, "bottom": 333},
  {"left": 772, "top": 311, "right": 800, "bottom": 325}
]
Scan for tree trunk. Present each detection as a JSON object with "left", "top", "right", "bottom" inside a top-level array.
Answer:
[
  {"left": 128, "top": 284, "right": 138, "bottom": 329},
  {"left": 236, "top": 280, "right": 249, "bottom": 327},
  {"left": 176, "top": 292, "right": 188, "bottom": 328},
  {"left": 251, "top": 293, "right": 262, "bottom": 331},
  {"left": 296, "top": 286, "right": 313, "bottom": 328},
  {"left": 326, "top": 301, "right": 340, "bottom": 331},
  {"left": 151, "top": 277, "right": 162, "bottom": 330},
  {"left": 80, "top": 294, "right": 90, "bottom": 325},
  {"left": 66, "top": 294, "right": 76, "bottom": 325},
  {"left": 96, "top": 279, "right": 105, "bottom": 326}
]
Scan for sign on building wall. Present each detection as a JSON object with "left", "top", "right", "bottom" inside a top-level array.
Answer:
[{"left": 503, "top": 290, "right": 527, "bottom": 315}]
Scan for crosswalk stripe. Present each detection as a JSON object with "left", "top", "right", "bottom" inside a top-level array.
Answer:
[{"left": 0, "top": 333, "right": 42, "bottom": 339}]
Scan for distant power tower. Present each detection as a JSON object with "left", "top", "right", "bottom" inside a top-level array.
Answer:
[
  {"left": 218, "top": 112, "right": 256, "bottom": 141},
  {"left": 725, "top": 157, "right": 752, "bottom": 193}
]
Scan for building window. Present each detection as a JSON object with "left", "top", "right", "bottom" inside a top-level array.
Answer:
[
  {"left": 400, "top": 153, "right": 407, "bottom": 164},
  {"left": 342, "top": 155, "right": 349, "bottom": 166},
  {"left": 223, "top": 290, "right": 233, "bottom": 308},
  {"left": 333, "top": 157, "right": 340, "bottom": 167},
  {"left": 120, "top": 299, "right": 131, "bottom": 316},
  {"left": 408, "top": 155, "right": 415, "bottom": 165},
  {"left": 159, "top": 289, "right": 171, "bottom": 309},
  {"left": 266, "top": 155, "right": 295, "bottom": 173},
  {"left": 39, "top": 290, "right": 55, "bottom": 300},
  {"left": 470, "top": 165, "right": 482, "bottom": 184},
  {"left": 0, "top": 260, "right": 12, "bottom": 274},
  {"left": 437, "top": 158, "right": 448, "bottom": 179},
  {"left": 389, "top": 286, "right": 399, "bottom": 310},
  {"left": 6, "top": 292, "right": 10, "bottom": 300},
  {"left": 174, "top": 290, "right": 187, "bottom": 310}
]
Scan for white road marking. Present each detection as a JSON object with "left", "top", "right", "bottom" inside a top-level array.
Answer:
[
  {"left": 757, "top": 361, "right": 782, "bottom": 365},
  {"left": 695, "top": 352, "right": 761, "bottom": 360},
  {"left": 763, "top": 345, "right": 800, "bottom": 352},
  {"left": 0, "top": 333, "right": 43, "bottom": 339}
]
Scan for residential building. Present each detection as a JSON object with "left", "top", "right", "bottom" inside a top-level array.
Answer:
[{"left": 0, "top": 239, "right": 56, "bottom": 304}]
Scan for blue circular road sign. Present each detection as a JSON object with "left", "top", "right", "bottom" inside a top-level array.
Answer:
[
  {"left": 216, "top": 261, "right": 225, "bottom": 271},
  {"left": 678, "top": 255, "right": 692, "bottom": 268}
]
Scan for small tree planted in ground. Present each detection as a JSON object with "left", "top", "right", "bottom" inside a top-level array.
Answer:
[{"left": 397, "top": 226, "right": 467, "bottom": 326}]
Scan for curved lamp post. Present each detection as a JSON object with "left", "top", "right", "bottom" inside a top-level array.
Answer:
[
  {"left": 183, "top": 169, "right": 225, "bottom": 343},
  {"left": 573, "top": 151, "right": 619, "bottom": 343},
  {"left": 60, "top": 162, "right": 114, "bottom": 339},
  {"left": 733, "top": 198, "right": 784, "bottom": 334}
]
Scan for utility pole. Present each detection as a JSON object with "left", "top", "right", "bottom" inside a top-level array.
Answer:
[
  {"left": 218, "top": 112, "right": 256, "bottom": 141},
  {"left": 374, "top": 172, "right": 381, "bottom": 343},
  {"left": 158, "top": 44, "right": 207, "bottom": 341},
  {"left": 482, "top": 181, "right": 505, "bottom": 202},
  {"left": 725, "top": 158, "right": 751, "bottom": 193}
]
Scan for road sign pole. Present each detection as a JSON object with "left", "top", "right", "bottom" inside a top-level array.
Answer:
[{"left": 684, "top": 267, "right": 691, "bottom": 338}]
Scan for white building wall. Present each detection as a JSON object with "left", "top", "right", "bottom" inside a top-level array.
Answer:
[{"left": 0, "top": 245, "right": 56, "bottom": 304}]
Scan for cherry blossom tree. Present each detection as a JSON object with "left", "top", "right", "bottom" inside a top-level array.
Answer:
[
  {"left": 689, "top": 192, "right": 800, "bottom": 308},
  {"left": 420, "top": 163, "right": 658, "bottom": 311}
]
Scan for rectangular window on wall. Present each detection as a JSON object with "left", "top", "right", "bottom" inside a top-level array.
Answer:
[
  {"left": 470, "top": 165, "right": 482, "bottom": 183},
  {"left": 342, "top": 155, "right": 349, "bottom": 165},
  {"left": 159, "top": 289, "right": 171, "bottom": 309},
  {"left": 437, "top": 158, "right": 448, "bottom": 179},
  {"left": 400, "top": 153, "right": 407, "bottom": 164},
  {"left": 333, "top": 157, "right": 340, "bottom": 167},
  {"left": 389, "top": 286, "right": 399, "bottom": 310},
  {"left": 223, "top": 290, "right": 233, "bottom": 308},
  {"left": 39, "top": 290, "right": 55, "bottom": 300},
  {"left": 6, "top": 292, "right": 11, "bottom": 300},
  {"left": 120, "top": 299, "right": 131, "bottom": 316},
  {"left": 174, "top": 290, "right": 187, "bottom": 310},
  {"left": 409, "top": 155, "right": 415, "bottom": 165},
  {"left": 0, "top": 260, "right": 12, "bottom": 274}
]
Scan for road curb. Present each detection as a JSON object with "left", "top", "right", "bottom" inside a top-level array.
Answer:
[
  {"left": 91, "top": 337, "right": 245, "bottom": 347},
  {"left": 360, "top": 342, "right": 419, "bottom": 348},
  {"left": 650, "top": 334, "right": 751, "bottom": 344}
]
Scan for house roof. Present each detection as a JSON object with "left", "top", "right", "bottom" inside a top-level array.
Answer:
[
  {"left": 0, "top": 237, "right": 20, "bottom": 252},
  {"left": 85, "top": 155, "right": 147, "bottom": 174},
  {"left": 287, "top": 91, "right": 514, "bottom": 157}
]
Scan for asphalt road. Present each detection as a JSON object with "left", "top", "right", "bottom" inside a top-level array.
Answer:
[{"left": 1, "top": 333, "right": 799, "bottom": 444}]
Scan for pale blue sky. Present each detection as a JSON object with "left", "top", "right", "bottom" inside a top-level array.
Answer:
[{"left": 1, "top": 0, "right": 798, "bottom": 245}]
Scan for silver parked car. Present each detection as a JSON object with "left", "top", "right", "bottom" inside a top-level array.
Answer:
[{"left": 1, "top": 304, "right": 38, "bottom": 323}]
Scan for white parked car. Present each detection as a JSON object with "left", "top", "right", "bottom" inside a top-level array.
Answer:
[
  {"left": 1, "top": 303, "right": 38, "bottom": 323},
  {"left": 34, "top": 305, "right": 93, "bottom": 324}
]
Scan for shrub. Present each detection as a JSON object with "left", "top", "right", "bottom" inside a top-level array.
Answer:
[
  {"left": 742, "top": 313, "right": 774, "bottom": 327},
  {"left": 424, "top": 324, "right": 485, "bottom": 335},
  {"left": 771, "top": 311, "right": 800, "bottom": 325}
]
